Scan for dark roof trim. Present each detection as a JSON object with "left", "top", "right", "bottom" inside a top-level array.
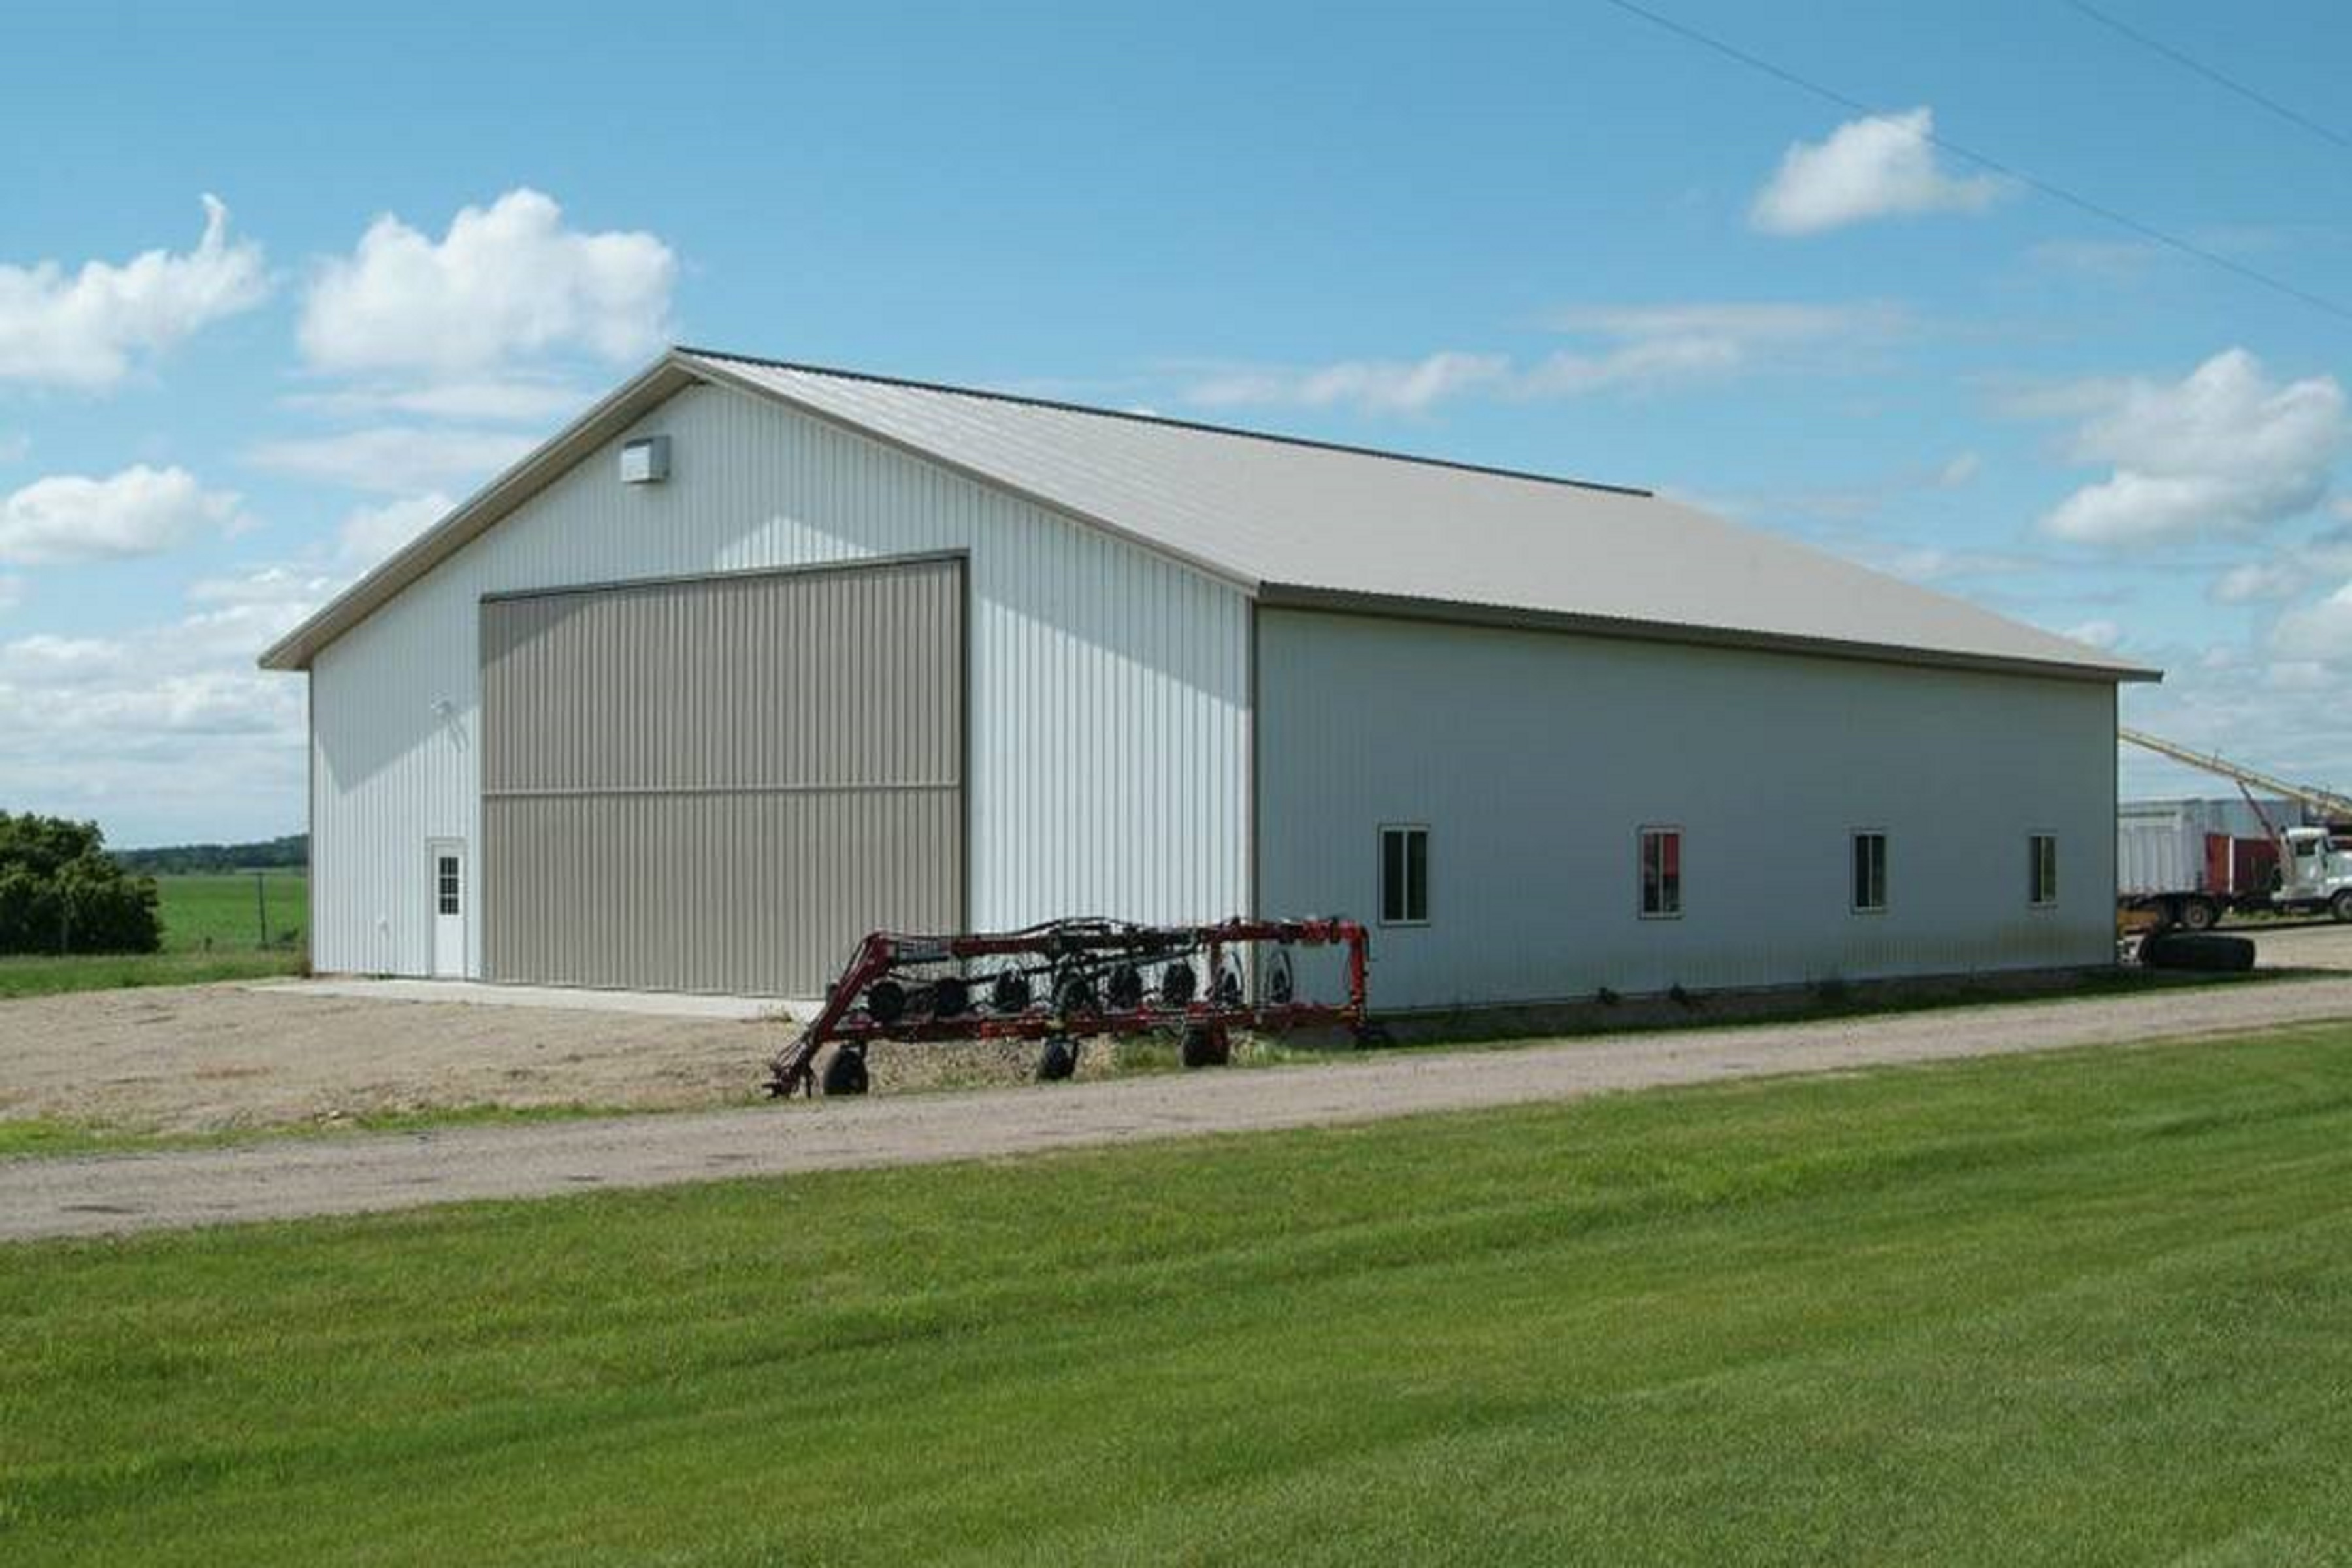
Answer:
[
  {"left": 1256, "top": 583, "right": 2164, "bottom": 685},
  {"left": 676, "top": 345, "right": 1654, "bottom": 499}
]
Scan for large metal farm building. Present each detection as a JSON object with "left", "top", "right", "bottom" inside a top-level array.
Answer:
[{"left": 262, "top": 348, "right": 2153, "bottom": 1008}]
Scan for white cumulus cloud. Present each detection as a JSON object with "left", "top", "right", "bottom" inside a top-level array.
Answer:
[
  {"left": 1180, "top": 301, "right": 1904, "bottom": 415},
  {"left": 337, "top": 492, "right": 452, "bottom": 566},
  {"left": 187, "top": 564, "right": 342, "bottom": 610},
  {"left": 1186, "top": 351, "right": 1509, "bottom": 414},
  {"left": 244, "top": 427, "right": 532, "bottom": 494},
  {"left": 286, "top": 377, "right": 587, "bottom": 424},
  {"left": 1750, "top": 108, "right": 2006, "bottom": 236},
  {"left": 0, "top": 580, "right": 312, "bottom": 841},
  {"left": 2063, "top": 619, "right": 2122, "bottom": 649},
  {"left": 0, "top": 465, "right": 248, "bottom": 566},
  {"left": 2039, "top": 350, "right": 2347, "bottom": 547},
  {"left": 2272, "top": 582, "right": 2352, "bottom": 668},
  {"left": 0, "top": 197, "right": 269, "bottom": 389},
  {"left": 299, "top": 188, "right": 676, "bottom": 377},
  {"left": 2210, "top": 560, "right": 2302, "bottom": 604}
]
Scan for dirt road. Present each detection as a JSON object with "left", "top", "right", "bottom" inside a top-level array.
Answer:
[{"left": 8, "top": 972, "right": 2352, "bottom": 1244}]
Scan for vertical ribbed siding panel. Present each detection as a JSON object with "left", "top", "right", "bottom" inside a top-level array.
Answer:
[
  {"left": 1256, "top": 608, "right": 2117, "bottom": 1009},
  {"left": 480, "top": 559, "right": 961, "bottom": 996},
  {"left": 311, "top": 382, "right": 1249, "bottom": 990}
]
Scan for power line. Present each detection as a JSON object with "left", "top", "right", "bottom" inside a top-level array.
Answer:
[
  {"left": 2068, "top": 1, "right": 2351, "bottom": 154},
  {"left": 1596, "top": 0, "right": 2352, "bottom": 325}
]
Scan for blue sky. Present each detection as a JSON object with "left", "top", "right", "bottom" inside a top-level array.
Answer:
[{"left": 3, "top": 1, "right": 2349, "bottom": 844}]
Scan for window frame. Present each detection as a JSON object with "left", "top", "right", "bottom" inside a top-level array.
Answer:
[
  {"left": 1378, "top": 823, "right": 1431, "bottom": 927},
  {"left": 436, "top": 853, "right": 462, "bottom": 918},
  {"left": 1637, "top": 825, "right": 1684, "bottom": 920},
  {"left": 2027, "top": 832, "right": 2059, "bottom": 909},
  {"left": 1850, "top": 830, "right": 1889, "bottom": 915}
]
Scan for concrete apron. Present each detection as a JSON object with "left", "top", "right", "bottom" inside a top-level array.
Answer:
[{"left": 246, "top": 977, "right": 811, "bottom": 1022}]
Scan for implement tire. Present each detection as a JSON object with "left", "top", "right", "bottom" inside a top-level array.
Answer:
[
  {"left": 2140, "top": 932, "right": 2256, "bottom": 973},
  {"left": 821, "top": 1046, "right": 870, "bottom": 1096},
  {"left": 1179, "top": 1026, "right": 1230, "bottom": 1069}
]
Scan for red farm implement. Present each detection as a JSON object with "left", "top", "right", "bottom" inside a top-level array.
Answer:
[{"left": 766, "top": 916, "right": 1381, "bottom": 1098}]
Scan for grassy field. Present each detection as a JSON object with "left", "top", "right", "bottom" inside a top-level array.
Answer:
[
  {"left": 149, "top": 870, "right": 306, "bottom": 955},
  {"left": 7, "top": 1025, "right": 2352, "bottom": 1564},
  {"left": 0, "top": 872, "right": 306, "bottom": 999}
]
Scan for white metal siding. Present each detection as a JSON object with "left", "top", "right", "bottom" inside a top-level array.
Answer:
[
  {"left": 310, "top": 382, "right": 1249, "bottom": 987},
  {"left": 1256, "top": 608, "right": 2117, "bottom": 1010}
]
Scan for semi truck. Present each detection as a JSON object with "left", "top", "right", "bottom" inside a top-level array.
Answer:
[{"left": 2117, "top": 729, "right": 2352, "bottom": 929}]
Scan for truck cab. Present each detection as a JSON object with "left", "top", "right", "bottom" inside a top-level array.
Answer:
[{"left": 2278, "top": 828, "right": 2352, "bottom": 921}]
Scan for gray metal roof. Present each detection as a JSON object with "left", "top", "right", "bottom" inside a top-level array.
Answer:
[{"left": 263, "top": 346, "right": 2157, "bottom": 682}]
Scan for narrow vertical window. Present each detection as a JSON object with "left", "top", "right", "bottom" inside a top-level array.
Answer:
[
  {"left": 1639, "top": 827, "right": 1683, "bottom": 918},
  {"left": 2029, "top": 834, "right": 2057, "bottom": 907},
  {"left": 1852, "top": 832, "right": 1887, "bottom": 913},
  {"left": 1380, "top": 825, "right": 1429, "bottom": 924},
  {"left": 437, "top": 855, "right": 461, "bottom": 916}
]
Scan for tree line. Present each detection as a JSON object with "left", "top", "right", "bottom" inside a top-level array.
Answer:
[
  {"left": 111, "top": 833, "right": 308, "bottom": 875},
  {"left": 1, "top": 813, "right": 162, "bottom": 955}
]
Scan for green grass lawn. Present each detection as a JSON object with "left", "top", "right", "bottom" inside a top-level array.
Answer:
[
  {"left": 0, "top": 872, "right": 307, "bottom": 999},
  {"left": 7, "top": 1025, "right": 2352, "bottom": 1565}
]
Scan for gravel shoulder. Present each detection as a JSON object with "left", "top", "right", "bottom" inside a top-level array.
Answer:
[{"left": 8, "top": 970, "right": 2352, "bottom": 1243}]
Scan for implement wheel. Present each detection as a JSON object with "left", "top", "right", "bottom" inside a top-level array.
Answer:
[
  {"left": 1037, "top": 1037, "right": 1077, "bottom": 1082},
  {"left": 821, "top": 1045, "right": 870, "bottom": 1097},
  {"left": 1179, "top": 1026, "right": 1230, "bottom": 1069},
  {"left": 2180, "top": 898, "right": 2219, "bottom": 932},
  {"left": 2334, "top": 889, "right": 2352, "bottom": 924}
]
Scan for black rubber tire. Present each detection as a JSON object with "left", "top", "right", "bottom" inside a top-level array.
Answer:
[
  {"left": 989, "top": 969, "right": 1033, "bottom": 1015},
  {"left": 2333, "top": 890, "right": 2352, "bottom": 924},
  {"left": 930, "top": 975, "right": 970, "bottom": 1019},
  {"left": 1179, "top": 1026, "right": 1230, "bottom": 1069},
  {"left": 821, "top": 1047, "right": 870, "bottom": 1096},
  {"left": 1054, "top": 970, "right": 1098, "bottom": 1018},
  {"left": 2180, "top": 898, "right": 2219, "bottom": 932},
  {"left": 1037, "top": 1037, "right": 1077, "bottom": 1081},
  {"left": 1264, "top": 949, "right": 1295, "bottom": 1005},
  {"left": 863, "top": 979, "right": 906, "bottom": 1026},
  {"left": 2140, "top": 932, "right": 2256, "bottom": 973},
  {"left": 1105, "top": 963, "right": 1145, "bottom": 1011},
  {"left": 1158, "top": 960, "right": 1196, "bottom": 1006}
]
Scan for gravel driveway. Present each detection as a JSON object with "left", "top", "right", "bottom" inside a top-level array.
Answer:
[
  {"left": 0, "top": 984, "right": 776, "bottom": 1134},
  {"left": 8, "top": 968, "right": 2352, "bottom": 1243}
]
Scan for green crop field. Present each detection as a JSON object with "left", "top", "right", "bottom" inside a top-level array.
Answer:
[
  {"left": 7, "top": 1024, "right": 2352, "bottom": 1565},
  {"left": 150, "top": 871, "right": 307, "bottom": 955},
  {"left": 0, "top": 873, "right": 308, "bottom": 1000}
]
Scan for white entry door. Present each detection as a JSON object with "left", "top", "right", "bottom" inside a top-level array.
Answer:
[{"left": 430, "top": 841, "right": 466, "bottom": 978}]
